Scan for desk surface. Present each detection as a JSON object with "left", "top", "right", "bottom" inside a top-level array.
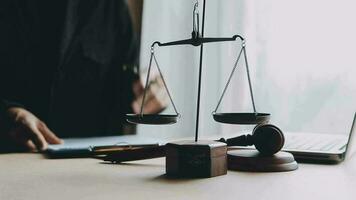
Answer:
[{"left": 0, "top": 153, "right": 355, "bottom": 200}]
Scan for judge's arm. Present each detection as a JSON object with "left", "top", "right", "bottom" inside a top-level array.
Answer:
[
  {"left": 131, "top": 75, "right": 170, "bottom": 114},
  {"left": 0, "top": 102, "right": 62, "bottom": 152}
]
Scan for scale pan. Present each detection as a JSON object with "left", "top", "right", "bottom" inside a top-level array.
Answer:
[
  {"left": 126, "top": 114, "right": 179, "bottom": 125},
  {"left": 213, "top": 112, "right": 270, "bottom": 124}
]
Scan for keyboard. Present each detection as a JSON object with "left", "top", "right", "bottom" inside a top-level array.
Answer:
[{"left": 283, "top": 132, "right": 347, "bottom": 152}]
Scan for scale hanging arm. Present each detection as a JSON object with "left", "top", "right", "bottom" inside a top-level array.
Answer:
[
  {"left": 140, "top": 45, "right": 180, "bottom": 116},
  {"left": 242, "top": 44, "right": 257, "bottom": 113},
  {"left": 213, "top": 38, "right": 257, "bottom": 113},
  {"left": 212, "top": 39, "right": 270, "bottom": 125},
  {"left": 150, "top": 47, "right": 180, "bottom": 116},
  {"left": 213, "top": 45, "right": 244, "bottom": 113},
  {"left": 125, "top": 45, "right": 180, "bottom": 125}
]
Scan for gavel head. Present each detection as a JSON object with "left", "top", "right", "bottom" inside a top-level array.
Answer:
[{"left": 252, "top": 124, "right": 285, "bottom": 156}]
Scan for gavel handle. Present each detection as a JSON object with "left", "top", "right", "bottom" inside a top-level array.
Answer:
[{"left": 217, "top": 135, "right": 254, "bottom": 146}]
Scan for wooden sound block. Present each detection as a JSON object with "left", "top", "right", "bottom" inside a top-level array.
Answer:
[
  {"left": 166, "top": 140, "right": 227, "bottom": 178},
  {"left": 228, "top": 149, "right": 298, "bottom": 172}
]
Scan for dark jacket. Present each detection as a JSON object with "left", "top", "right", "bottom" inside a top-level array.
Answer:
[{"left": 0, "top": 0, "right": 139, "bottom": 138}]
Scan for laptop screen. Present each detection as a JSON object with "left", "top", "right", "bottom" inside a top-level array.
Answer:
[{"left": 344, "top": 112, "right": 356, "bottom": 159}]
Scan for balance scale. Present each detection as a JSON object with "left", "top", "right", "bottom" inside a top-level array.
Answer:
[{"left": 126, "top": 0, "right": 297, "bottom": 178}]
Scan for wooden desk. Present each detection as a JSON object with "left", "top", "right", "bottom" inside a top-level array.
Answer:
[{"left": 0, "top": 153, "right": 355, "bottom": 200}]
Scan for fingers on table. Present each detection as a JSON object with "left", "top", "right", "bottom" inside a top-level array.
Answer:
[
  {"left": 25, "top": 123, "right": 48, "bottom": 151},
  {"left": 37, "top": 122, "right": 63, "bottom": 144}
]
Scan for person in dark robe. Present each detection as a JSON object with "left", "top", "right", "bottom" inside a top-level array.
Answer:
[{"left": 0, "top": 0, "right": 147, "bottom": 152}]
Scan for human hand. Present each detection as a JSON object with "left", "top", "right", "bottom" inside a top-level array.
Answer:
[{"left": 5, "top": 107, "right": 62, "bottom": 151}]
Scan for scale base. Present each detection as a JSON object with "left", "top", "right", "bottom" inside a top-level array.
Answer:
[
  {"left": 227, "top": 149, "right": 298, "bottom": 172},
  {"left": 166, "top": 140, "right": 227, "bottom": 178}
]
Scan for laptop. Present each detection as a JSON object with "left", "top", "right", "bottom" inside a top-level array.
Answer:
[{"left": 282, "top": 113, "right": 356, "bottom": 163}]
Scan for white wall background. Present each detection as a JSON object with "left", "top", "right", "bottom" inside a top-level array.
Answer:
[{"left": 137, "top": 0, "right": 356, "bottom": 140}]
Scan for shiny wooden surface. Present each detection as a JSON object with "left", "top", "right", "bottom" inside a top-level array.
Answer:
[{"left": 0, "top": 153, "right": 355, "bottom": 200}]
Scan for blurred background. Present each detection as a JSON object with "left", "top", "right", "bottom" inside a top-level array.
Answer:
[{"left": 135, "top": 0, "right": 356, "bottom": 139}]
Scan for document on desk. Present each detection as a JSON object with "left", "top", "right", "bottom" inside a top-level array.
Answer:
[{"left": 46, "top": 135, "right": 162, "bottom": 158}]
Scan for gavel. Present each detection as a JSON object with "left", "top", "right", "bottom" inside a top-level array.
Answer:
[
  {"left": 95, "top": 124, "right": 285, "bottom": 163},
  {"left": 218, "top": 124, "right": 284, "bottom": 155}
]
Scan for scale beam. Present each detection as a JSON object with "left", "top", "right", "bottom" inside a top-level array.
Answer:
[{"left": 151, "top": 35, "right": 244, "bottom": 48}]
